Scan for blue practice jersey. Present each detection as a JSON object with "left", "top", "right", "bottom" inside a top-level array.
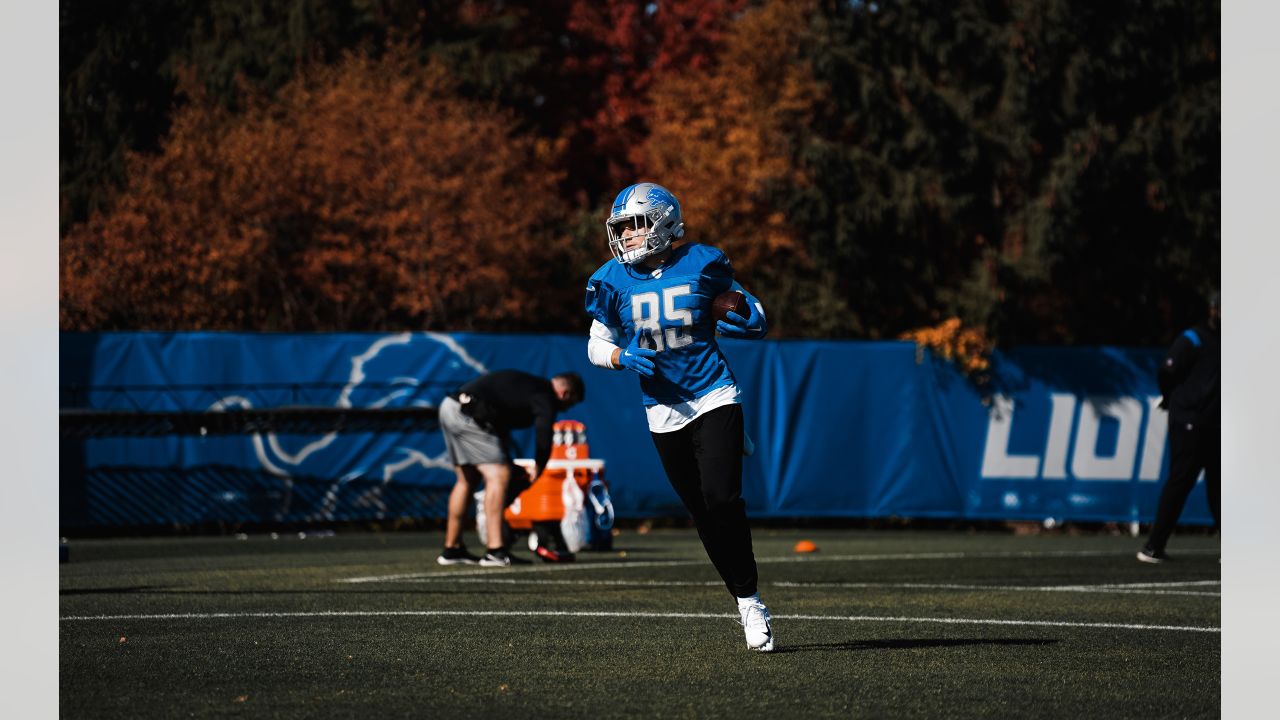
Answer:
[{"left": 585, "top": 243, "right": 738, "bottom": 406}]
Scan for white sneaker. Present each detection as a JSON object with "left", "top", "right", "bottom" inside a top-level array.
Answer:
[
  {"left": 479, "top": 551, "right": 511, "bottom": 567},
  {"left": 739, "top": 600, "right": 775, "bottom": 652}
]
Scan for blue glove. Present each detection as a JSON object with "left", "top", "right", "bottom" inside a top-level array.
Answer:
[
  {"left": 717, "top": 298, "right": 767, "bottom": 339},
  {"left": 617, "top": 333, "right": 657, "bottom": 377}
]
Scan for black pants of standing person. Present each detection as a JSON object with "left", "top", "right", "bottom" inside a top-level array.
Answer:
[
  {"left": 650, "top": 403, "right": 759, "bottom": 598},
  {"left": 1147, "top": 420, "right": 1221, "bottom": 553}
]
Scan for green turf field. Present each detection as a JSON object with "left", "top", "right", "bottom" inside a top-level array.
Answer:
[{"left": 60, "top": 528, "right": 1219, "bottom": 718}]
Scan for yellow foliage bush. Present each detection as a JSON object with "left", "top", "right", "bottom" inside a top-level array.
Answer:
[{"left": 899, "top": 317, "right": 992, "bottom": 378}]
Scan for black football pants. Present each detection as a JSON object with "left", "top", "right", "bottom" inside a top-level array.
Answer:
[
  {"left": 650, "top": 403, "right": 759, "bottom": 598},
  {"left": 1147, "top": 420, "right": 1221, "bottom": 552}
]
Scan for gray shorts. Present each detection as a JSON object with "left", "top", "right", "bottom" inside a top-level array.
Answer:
[{"left": 438, "top": 396, "right": 511, "bottom": 466}]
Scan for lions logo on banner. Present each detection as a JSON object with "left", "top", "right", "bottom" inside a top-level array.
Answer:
[{"left": 209, "top": 333, "right": 489, "bottom": 521}]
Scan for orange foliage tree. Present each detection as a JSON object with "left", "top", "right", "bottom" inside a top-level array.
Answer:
[
  {"left": 61, "top": 47, "right": 579, "bottom": 331},
  {"left": 643, "top": 0, "right": 830, "bottom": 335},
  {"left": 563, "top": 0, "right": 746, "bottom": 191}
]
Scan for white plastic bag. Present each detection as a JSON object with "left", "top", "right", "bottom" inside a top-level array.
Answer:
[
  {"left": 559, "top": 477, "right": 589, "bottom": 554},
  {"left": 473, "top": 488, "right": 488, "bottom": 540}
]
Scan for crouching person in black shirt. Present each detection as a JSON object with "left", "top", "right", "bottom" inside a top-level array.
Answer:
[{"left": 437, "top": 370, "right": 585, "bottom": 567}]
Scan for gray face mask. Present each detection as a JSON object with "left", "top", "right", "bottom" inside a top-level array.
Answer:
[{"left": 605, "top": 183, "right": 685, "bottom": 265}]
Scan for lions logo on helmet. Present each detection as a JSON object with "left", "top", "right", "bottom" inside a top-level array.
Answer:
[{"left": 606, "top": 182, "right": 685, "bottom": 265}]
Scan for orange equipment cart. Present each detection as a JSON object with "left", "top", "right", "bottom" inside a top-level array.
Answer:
[{"left": 506, "top": 419, "right": 605, "bottom": 531}]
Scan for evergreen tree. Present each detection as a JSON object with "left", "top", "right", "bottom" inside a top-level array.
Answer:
[{"left": 800, "top": 0, "right": 1219, "bottom": 343}]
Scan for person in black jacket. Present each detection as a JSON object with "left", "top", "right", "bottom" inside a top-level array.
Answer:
[
  {"left": 1138, "top": 293, "right": 1220, "bottom": 563},
  {"left": 436, "top": 370, "right": 585, "bottom": 567}
]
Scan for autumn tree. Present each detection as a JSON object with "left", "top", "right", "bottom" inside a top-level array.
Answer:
[
  {"left": 61, "top": 47, "right": 583, "bottom": 331},
  {"left": 562, "top": 0, "right": 747, "bottom": 193},
  {"left": 60, "top": 0, "right": 389, "bottom": 233},
  {"left": 61, "top": 0, "right": 1219, "bottom": 342},
  {"left": 644, "top": 0, "right": 831, "bottom": 336},
  {"left": 61, "top": 1, "right": 748, "bottom": 242}
]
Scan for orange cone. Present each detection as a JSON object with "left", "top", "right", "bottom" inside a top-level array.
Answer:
[{"left": 793, "top": 540, "right": 818, "bottom": 553}]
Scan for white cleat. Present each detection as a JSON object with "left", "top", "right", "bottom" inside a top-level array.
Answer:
[{"left": 740, "top": 601, "right": 775, "bottom": 652}]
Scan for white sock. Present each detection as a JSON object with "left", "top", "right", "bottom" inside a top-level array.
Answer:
[{"left": 736, "top": 593, "right": 762, "bottom": 610}]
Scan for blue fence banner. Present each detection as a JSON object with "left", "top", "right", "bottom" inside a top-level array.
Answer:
[{"left": 60, "top": 332, "right": 1213, "bottom": 528}]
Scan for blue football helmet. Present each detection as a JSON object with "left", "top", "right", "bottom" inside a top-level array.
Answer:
[{"left": 606, "top": 182, "right": 685, "bottom": 264}]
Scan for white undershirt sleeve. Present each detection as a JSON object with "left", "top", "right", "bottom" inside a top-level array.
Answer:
[{"left": 587, "top": 319, "right": 622, "bottom": 369}]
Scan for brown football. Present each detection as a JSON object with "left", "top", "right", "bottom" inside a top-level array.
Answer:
[{"left": 712, "top": 290, "right": 749, "bottom": 323}]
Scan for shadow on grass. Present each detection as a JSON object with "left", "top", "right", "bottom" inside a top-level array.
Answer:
[
  {"left": 60, "top": 586, "right": 161, "bottom": 595},
  {"left": 59, "top": 586, "right": 489, "bottom": 597},
  {"left": 771, "top": 637, "right": 1058, "bottom": 654}
]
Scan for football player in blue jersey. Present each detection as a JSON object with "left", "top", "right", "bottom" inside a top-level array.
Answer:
[{"left": 584, "top": 182, "right": 775, "bottom": 652}]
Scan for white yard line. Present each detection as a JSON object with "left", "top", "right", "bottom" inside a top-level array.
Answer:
[
  {"left": 773, "top": 581, "right": 1220, "bottom": 597},
  {"left": 393, "top": 577, "right": 1218, "bottom": 597},
  {"left": 58, "top": 608, "right": 1219, "bottom": 633},
  {"left": 340, "top": 548, "right": 1218, "bottom": 584},
  {"left": 1075, "top": 580, "right": 1220, "bottom": 588}
]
